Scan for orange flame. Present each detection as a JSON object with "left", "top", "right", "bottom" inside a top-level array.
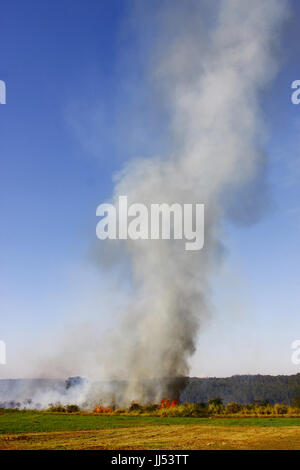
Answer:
[
  {"left": 94, "top": 404, "right": 113, "bottom": 413},
  {"left": 160, "top": 396, "right": 178, "bottom": 409}
]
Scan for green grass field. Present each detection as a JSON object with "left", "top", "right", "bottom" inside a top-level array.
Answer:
[
  {"left": 1, "top": 411, "right": 300, "bottom": 450},
  {"left": 1, "top": 411, "right": 300, "bottom": 434}
]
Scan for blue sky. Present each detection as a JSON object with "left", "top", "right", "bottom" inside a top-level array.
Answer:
[{"left": 0, "top": 0, "right": 300, "bottom": 378}]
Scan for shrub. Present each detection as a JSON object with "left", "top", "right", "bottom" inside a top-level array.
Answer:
[
  {"left": 144, "top": 404, "right": 160, "bottom": 413},
  {"left": 65, "top": 404, "right": 80, "bottom": 413},
  {"left": 292, "top": 397, "right": 300, "bottom": 409},
  {"left": 288, "top": 405, "right": 299, "bottom": 415},
  {"left": 48, "top": 403, "right": 66, "bottom": 412},
  {"left": 192, "top": 403, "right": 209, "bottom": 416},
  {"left": 225, "top": 402, "right": 243, "bottom": 414},
  {"left": 113, "top": 408, "right": 126, "bottom": 415},
  {"left": 243, "top": 403, "right": 255, "bottom": 414},
  {"left": 274, "top": 404, "right": 288, "bottom": 415},
  {"left": 208, "top": 398, "right": 224, "bottom": 414},
  {"left": 129, "top": 401, "right": 143, "bottom": 412}
]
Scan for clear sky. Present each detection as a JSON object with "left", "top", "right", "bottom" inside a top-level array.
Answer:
[{"left": 0, "top": 0, "right": 299, "bottom": 379}]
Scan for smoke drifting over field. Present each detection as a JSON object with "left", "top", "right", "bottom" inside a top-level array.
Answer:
[{"left": 0, "top": 0, "right": 289, "bottom": 408}]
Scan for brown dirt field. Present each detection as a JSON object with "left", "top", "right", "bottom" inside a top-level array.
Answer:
[{"left": 0, "top": 424, "right": 300, "bottom": 450}]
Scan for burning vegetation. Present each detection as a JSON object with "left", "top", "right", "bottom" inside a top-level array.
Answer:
[
  {"left": 160, "top": 396, "right": 178, "bottom": 409},
  {"left": 94, "top": 404, "right": 114, "bottom": 414},
  {"left": 94, "top": 396, "right": 179, "bottom": 414}
]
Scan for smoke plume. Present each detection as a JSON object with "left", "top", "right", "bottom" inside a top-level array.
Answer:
[{"left": 98, "top": 0, "right": 288, "bottom": 403}]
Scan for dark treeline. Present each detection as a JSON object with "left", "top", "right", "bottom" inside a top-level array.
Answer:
[{"left": 181, "top": 374, "right": 300, "bottom": 405}]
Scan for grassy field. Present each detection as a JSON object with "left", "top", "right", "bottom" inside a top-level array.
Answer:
[{"left": 1, "top": 411, "right": 300, "bottom": 450}]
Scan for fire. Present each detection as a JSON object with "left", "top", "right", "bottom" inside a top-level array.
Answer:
[
  {"left": 94, "top": 404, "right": 113, "bottom": 413},
  {"left": 93, "top": 396, "right": 178, "bottom": 413},
  {"left": 160, "top": 396, "right": 178, "bottom": 409}
]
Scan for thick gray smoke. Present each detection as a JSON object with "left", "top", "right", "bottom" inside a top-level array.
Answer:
[{"left": 99, "top": 0, "right": 289, "bottom": 403}]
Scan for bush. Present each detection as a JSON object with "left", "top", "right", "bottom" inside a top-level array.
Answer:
[
  {"left": 65, "top": 404, "right": 80, "bottom": 413},
  {"left": 288, "top": 405, "right": 299, "bottom": 415},
  {"left": 274, "top": 404, "right": 288, "bottom": 415},
  {"left": 225, "top": 402, "right": 243, "bottom": 414},
  {"left": 129, "top": 401, "right": 143, "bottom": 412},
  {"left": 243, "top": 403, "right": 255, "bottom": 414},
  {"left": 292, "top": 397, "right": 300, "bottom": 409},
  {"left": 208, "top": 398, "right": 224, "bottom": 414},
  {"left": 113, "top": 408, "right": 126, "bottom": 415},
  {"left": 144, "top": 404, "right": 160, "bottom": 413},
  {"left": 256, "top": 404, "right": 273, "bottom": 415},
  {"left": 48, "top": 403, "right": 66, "bottom": 412},
  {"left": 192, "top": 403, "right": 209, "bottom": 416}
]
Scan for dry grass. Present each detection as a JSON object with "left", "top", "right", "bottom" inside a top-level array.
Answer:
[{"left": 1, "top": 424, "right": 300, "bottom": 450}]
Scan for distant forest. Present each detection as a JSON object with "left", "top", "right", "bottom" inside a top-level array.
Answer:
[{"left": 181, "top": 374, "right": 300, "bottom": 405}]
